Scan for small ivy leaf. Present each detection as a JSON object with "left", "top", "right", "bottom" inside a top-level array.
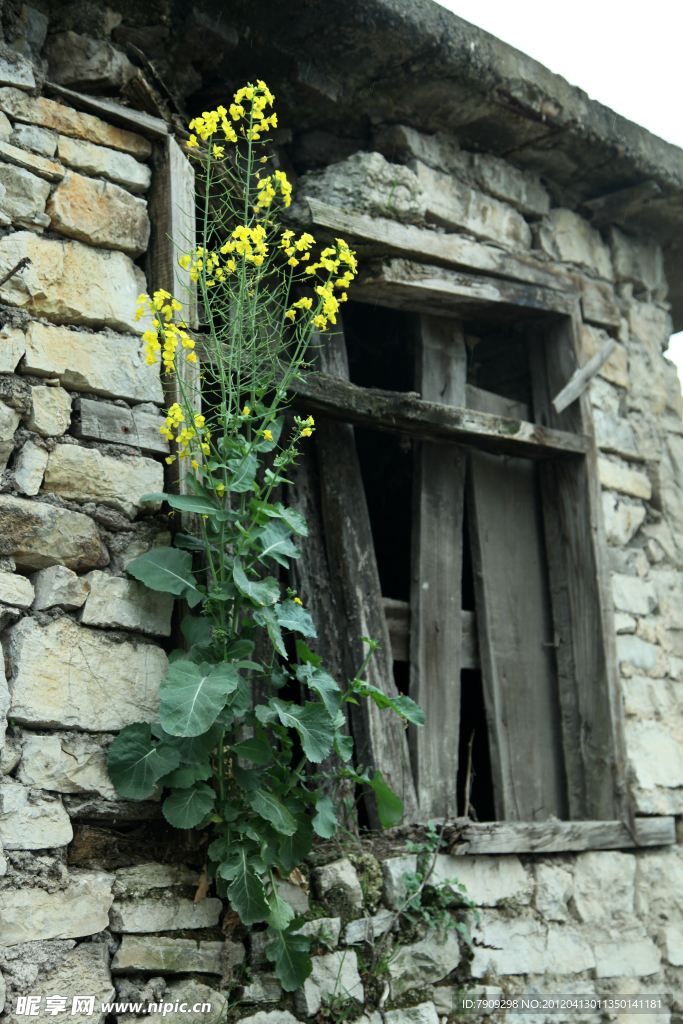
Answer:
[
  {"left": 296, "top": 664, "right": 342, "bottom": 719},
  {"left": 162, "top": 782, "right": 216, "bottom": 829},
  {"left": 277, "top": 600, "right": 316, "bottom": 637},
  {"left": 267, "top": 887, "right": 295, "bottom": 931},
  {"left": 265, "top": 926, "right": 312, "bottom": 992},
  {"left": 270, "top": 699, "right": 336, "bottom": 763},
  {"left": 126, "top": 547, "right": 198, "bottom": 598},
  {"left": 248, "top": 788, "right": 298, "bottom": 836},
  {"left": 295, "top": 640, "right": 322, "bottom": 667},
  {"left": 334, "top": 732, "right": 354, "bottom": 763},
  {"left": 232, "top": 765, "right": 263, "bottom": 791},
  {"left": 231, "top": 737, "right": 272, "bottom": 765},
  {"left": 227, "top": 846, "right": 270, "bottom": 925},
  {"left": 107, "top": 723, "right": 180, "bottom": 799},
  {"left": 312, "top": 794, "right": 338, "bottom": 839},
  {"left": 159, "top": 661, "right": 240, "bottom": 737},
  {"left": 181, "top": 615, "right": 213, "bottom": 649},
  {"left": 157, "top": 760, "right": 213, "bottom": 789},
  {"left": 368, "top": 769, "right": 404, "bottom": 828},
  {"left": 276, "top": 817, "right": 314, "bottom": 875},
  {"left": 233, "top": 559, "right": 280, "bottom": 607}
]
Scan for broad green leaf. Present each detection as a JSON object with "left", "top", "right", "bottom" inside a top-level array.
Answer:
[
  {"left": 259, "top": 502, "right": 308, "bottom": 537},
  {"left": 232, "top": 765, "right": 263, "bottom": 791},
  {"left": 256, "top": 521, "right": 301, "bottom": 568},
  {"left": 248, "top": 789, "right": 297, "bottom": 835},
  {"left": 277, "top": 600, "right": 316, "bottom": 637},
  {"left": 158, "top": 760, "right": 213, "bottom": 789},
  {"left": 152, "top": 722, "right": 222, "bottom": 763},
  {"left": 368, "top": 769, "right": 404, "bottom": 828},
  {"left": 258, "top": 606, "right": 286, "bottom": 657},
  {"left": 167, "top": 494, "right": 221, "bottom": 516},
  {"left": 226, "top": 638, "right": 255, "bottom": 660},
  {"left": 159, "top": 661, "right": 240, "bottom": 737},
  {"left": 255, "top": 704, "right": 279, "bottom": 726},
  {"left": 107, "top": 723, "right": 180, "bottom": 799},
  {"left": 126, "top": 547, "right": 198, "bottom": 598},
  {"left": 173, "top": 532, "right": 215, "bottom": 552},
  {"left": 233, "top": 559, "right": 279, "bottom": 607},
  {"left": 295, "top": 639, "right": 322, "bottom": 667},
  {"left": 226, "top": 674, "right": 252, "bottom": 716},
  {"left": 163, "top": 782, "right": 215, "bottom": 828},
  {"left": 228, "top": 451, "right": 258, "bottom": 493},
  {"left": 276, "top": 817, "right": 314, "bottom": 875},
  {"left": 270, "top": 699, "right": 335, "bottom": 763},
  {"left": 334, "top": 732, "right": 354, "bottom": 763},
  {"left": 267, "top": 887, "right": 295, "bottom": 930},
  {"left": 360, "top": 683, "right": 425, "bottom": 726},
  {"left": 265, "top": 926, "right": 312, "bottom": 991},
  {"left": 227, "top": 846, "right": 270, "bottom": 925},
  {"left": 312, "top": 794, "right": 338, "bottom": 839},
  {"left": 232, "top": 737, "right": 272, "bottom": 765},
  {"left": 181, "top": 615, "right": 213, "bottom": 649},
  {"left": 296, "top": 665, "right": 341, "bottom": 719},
  {"left": 139, "top": 492, "right": 168, "bottom": 504}
]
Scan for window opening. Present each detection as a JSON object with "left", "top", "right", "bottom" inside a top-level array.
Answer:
[
  {"left": 465, "top": 321, "right": 534, "bottom": 409},
  {"left": 344, "top": 300, "right": 417, "bottom": 392}
]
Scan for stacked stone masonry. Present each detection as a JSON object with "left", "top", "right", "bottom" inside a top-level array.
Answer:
[{"left": 1, "top": 17, "right": 683, "bottom": 1024}]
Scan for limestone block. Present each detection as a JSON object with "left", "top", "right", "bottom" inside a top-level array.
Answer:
[
  {"left": 661, "top": 434, "right": 683, "bottom": 539},
  {"left": 17, "top": 732, "right": 116, "bottom": 798},
  {"left": 112, "top": 525, "right": 172, "bottom": 572},
  {"left": 31, "top": 564, "right": 91, "bottom": 610},
  {"left": 622, "top": 677, "right": 675, "bottom": 717},
  {"left": 373, "top": 124, "right": 462, "bottom": 173},
  {"left": 0, "top": 965, "right": 4, "bottom": 1013},
  {"left": 298, "top": 151, "right": 426, "bottom": 222},
  {"left": 536, "top": 209, "right": 613, "bottom": 280},
  {"left": 241, "top": 975, "right": 283, "bottom": 1004},
  {"left": 594, "top": 937, "right": 661, "bottom": 977},
  {"left": 312, "top": 857, "right": 363, "bottom": 906},
  {"left": 545, "top": 925, "right": 596, "bottom": 974},
  {"left": 7, "top": 617, "right": 166, "bottom": 730},
  {"left": 533, "top": 862, "right": 573, "bottom": 921},
  {"left": 609, "top": 546, "right": 649, "bottom": 577},
  {"left": 0, "top": 570, "right": 33, "bottom": 607},
  {"left": 10, "top": 123, "right": 58, "bottom": 157},
  {"left": 109, "top": 896, "right": 223, "bottom": 932},
  {"left": 276, "top": 877, "right": 309, "bottom": 914},
  {"left": 660, "top": 925, "right": 683, "bottom": 966},
  {"left": 612, "top": 573, "right": 658, "bottom": 616},
  {"left": 47, "top": 172, "right": 150, "bottom": 257},
  {"left": 132, "top": 979, "right": 227, "bottom": 1024},
  {"left": 609, "top": 227, "right": 667, "bottom": 299},
  {"left": 413, "top": 161, "right": 532, "bottom": 249},
  {"left": 26, "top": 385, "right": 72, "bottom": 437},
  {"left": 628, "top": 299, "right": 672, "bottom": 352},
  {"left": 0, "top": 87, "right": 151, "bottom": 159},
  {"left": 23, "top": 322, "right": 162, "bottom": 403},
  {"left": 615, "top": 613, "right": 636, "bottom": 634},
  {"left": 378, "top": 1005, "right": 439, "bottom": 1024},
  {"left": 0, "top": 109, "right": 9, "bottom": 140},
  {"left": 113, "top": 861, "right": 200, "bottom": 896},
  {"left": 467, "top": 152, "right": 550, "bottom": 217},
  {"left": 43, "top": 445, "right": 163, "bottom": 520},
  {"left": 0, "top": 495, "right": 108, "bottom": 571},
  {"left": 589, "top": 375, "right": 621, "bottom": 415},
  {"left": 0, "top": 398, "right": 20, "bottom": 468},
  {"left": 0, "top": 780, "right": 72, "bottom": 849},
  {"left": 345, "top": 909, "right": 392, "bottom": 945},
  {"left": 470, "top": 917, "right": 546, "bottom": 977},
  {"left": 617, "top": 634, "right": 659, "bottom": 671},
  {"left": 571, "top": 851, "right": 636, "bottom": 922},
  {"left": 0, "top": 663, "right": 9, "bottom": 751},
  {"left": 626, "top": 719, "right": 683, "bottom": 790},
  {"left": 598, "top": 458, "right": 651, "bottom": 500},
  {"left": 1, "top": 737, "right": 21, "bottom": 772},
  {"left": 602, "top": 492, "right": 646, "bottom": 546},
  {"left": 593, "top": 410, "right": 638, "bottom": 460},
  {"left": 0, "top": 231, "right": 146, "bottom": 334},
  {"left": 46, "top": 31, "right": 135, "bottom": 93},
  {"left": 240, "top": 1014, "right": 300, "bottom": 1024},
  {"left": 0, "top": 140, "right": 63, "bottom": 182},
  {"left": 0, "top": 325, "right": 26, "bottom": 372},
  {"left": 23, "top": 943, "right": 114, "bottom": 1024},
  {"left": 430, "top": 854, "right": 530, "bottom": 906},
  {"left": 582, "top": 324, "right": 629, "bottom": 389},
  {"left": 382, "top": 854, "right": 417, "bottom": 909},
  {"left": 14, "top": 441, "right": 48, "bottom": 495},
  {"left": 79, "top": 570, "right": 173, "bottom": 636},
  {"left": 0, "top": 868, "right": 112, "bottom": 946},
  {"left": 388, "top": 929, "right": 460, "bottom": 997},
  {"left": 0, "top": 162, "right": 50, "bottom": 229},
  {"left": 0, "top": 47, "right": 35, "bottom": 90},
  {"left": 57, "top": 134, "right": 152, "bottom": 193},
  {"left": 294, "top": 950, "right": 363, "bottom": 1016},
  {"left": 112, "top": 935, "right": 239, "bottom": 974}
]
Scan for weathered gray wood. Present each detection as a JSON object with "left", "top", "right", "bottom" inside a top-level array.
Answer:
[
  {"left": 46, "top": 82, "right": 169, "bottom": 139},
  {"left": 313, "top": 321, "right": 419, "bottom": 825},
  {"left": 291, "top": 372, "right": 591, "bottom": 459},
  {"left": 552, "top": 337, "right": 618, "bottom": 414},
  {"left": 467, "top": 386, "right": 567, "bottom": 822},
  {"left": 351, "top": 259, "right": 578, "bottom": 319},
  {"left": 410, "top": 315, "right": 466, "bottom": 819},
  {"left": 570, "top": 274, "right": 621, "bottom": 329},
  {"left": 448, "top": 816, "right": 675, "bottom": 855},
  {"left": 465, "top": 384, "right": 529, "bottom": 422},
  {"left": 73, "top": 398, "right": 169, "bottom": 454},
  {"left": 529, "top": 315, "right": 632, "bottom": 828},
  {"left": 382, "top": 599, "right": 479, "bottom": 670},
  {"left": 306, "top": 198, "right": 571, "bottom": 293}
]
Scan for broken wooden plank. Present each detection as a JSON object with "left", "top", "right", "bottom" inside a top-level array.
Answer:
[
  {"left": 351, "top": 258, "right": 579, "bottom": 320},
  {"left": 307, "top": 197, "right": 571, "bottom": 293},
  {"left": 382, "top": 599, "right": 479, "bottom": 669},
  {"left": 291, "top": 372, "right": 591, "bottom": 460},
  {"left": 410, "top": 315, "right": 467, "bottom": 819},
  {"left": 467, "top": 386, "right": 568, "bottom": 822},
  {"left": 448, "top": 816, "right": 675, "bottom": 855},
  {"left": 46, "top": 82, "right": 169, "bottom": 139},
  {"left": 73, "top": 398, "right": 169, "bottom": 454},
  {"left": 552, "top": 337, "right": 617, "bottom": 414}
]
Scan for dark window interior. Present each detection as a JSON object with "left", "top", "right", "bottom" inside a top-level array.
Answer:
[
  {"left": 464, "top": 321, "right": 534, "bottom": 409},
  {"left": 344, "top": 300, "right": 417, "bottom": 392}
]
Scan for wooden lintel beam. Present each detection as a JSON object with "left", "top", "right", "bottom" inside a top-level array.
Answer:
[
  {"left": 290, "top": 372, "right": 591, "bottom": 460},
  {"left": 444, "top": 816, "right": 675, "bottom": 855}
]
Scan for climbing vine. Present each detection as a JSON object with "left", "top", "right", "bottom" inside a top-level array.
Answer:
[{"left": 106, "top": 81, "right": 424, "bottom": 992}]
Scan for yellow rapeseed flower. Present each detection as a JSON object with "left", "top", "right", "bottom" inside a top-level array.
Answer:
[
  {"left": 192, "top": 459, "right": 199, "bottom": 470},
  {"left": 263, "top": 429, "right": 273, "bottom": 441},
  {"left": 301, "top": 427, "right": 313, "bottom": 437},
  {"left": 242, "top": 405, "right": 250, "bottom": 416},
  {"left": 294, "top": 597, "right": 303, "bottom": 605}
]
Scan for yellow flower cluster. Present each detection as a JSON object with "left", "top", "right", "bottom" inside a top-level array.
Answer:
[
  {"left": 254, "top": 169, "right": 292, "bottom": 211},
  {"left": 301, "top": 415, "right": 314, "bottom": 438},
  {"left": 135, "top": 290, "right": 196, "bottom": 370},
  {"left": 185, "top": 81, "right": 276, "bottom": 150},
  {"left": 222, "top": 223, "right": 268, "bottom": 266},
  {"left": 162, "top": 407, "right": 211, "bottom": 466},
  {"left": 279, "top": 230, "right": 314, "bottom": 267},
  {"left": 285, "top": 238, "right": 358, "bottom": 331}
]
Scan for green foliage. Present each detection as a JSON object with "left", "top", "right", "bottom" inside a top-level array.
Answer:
[
  {"left": 107, "top": 79, "right": 424, "bottom": 993},
  {"left": 403, "top": 822, "right": 478, "bottom": 945}
]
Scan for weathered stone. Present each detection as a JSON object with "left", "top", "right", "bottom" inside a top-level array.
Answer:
[
  {"left": 593, "top": 409, "right": 639, "bottom": 460},
  {"left": 241, "top": 975, "right": 283, "bottom": 1004},
  {"left": 312, "top": 857, "right": 363, "bottom": 906},
  {"left": 617, "top": 634, "right": 659, "bottom": 672},
  {"left": 14, "top": 441, "right": 48, "bottom": 495},
  {"left": 582, "top": 324, "right": 629, "bottom": 388},
  {"left": 0, "top": 398, "right": 20, "bottom": 469},
  {"left": 1, "top": 737, "right": 21, "bottom": 773},
  {"left": 295, "top": 916, "right": 342, "bottom": 945},
  {"left": 374, "top": 1004, "right": 440, "bottom": 1024},
  {"left": 0, "top": 231, "right": 146, "bottom": 334},
  {"left": 373, "top": 124, "right": 462, "bottom": 173},
  {"left": 26, "top": 385, "right": 72, "bottom": 437},
  {"left": 0, "top": 140, "right": 63, "bottom": 182},
  {"left": 594, "top": 937, "right": 661, "bottom": 978},
  {"left": 609, "top": 227, "right": 667, "bottom": 300},
  {"left": 622, "top": 676, "right": 675, "bottom": 717},
  {"left": 572, "top": 851, "right": 636, "bottom": 922},
  {"left": 127, "top": 979, "right": 227, "bottom": 1024},
  {"left": 629, "top": 299, "right": 672, "bottom": 352},
  {"left": 0, "top": 570, "right": 33, "bottom": 607},
  {"left": 43, "top": 445, "right": 163, "bottom": 520},
  {"left": 0, "top": 326, "right": 26, "bottom": 373},
  {"left": 57, "top": 134, "right": 152, "bottom": 193},
  {"left": 382, "top": 854, "right": 417, "bottom": 909},
  {"left": 0, "top": 780, "right": 72, "bottom": 849},
  {"left": 345, "top": 909, "right": 392, "bottom": 945},
  {"left": 10, "top": 124, "right": 58, "bottom": 158},
  {"left": 0, "top": 109, "right": 10, "bottom": 141},
  {"left": 0, "top": 45, "right": 35, "bottom": 91},
  {"left": 7, "top": 617, "right": 166, "bottom": 730},
  {"left": 46, "top": 31, "right": 135, "bottom": 93},
  {"left": 598, "top": 458, "right": 651, "bottom": 500},
  {"left": 31, "top": 564, "right": 91, "bottom": 610},
  {"left": 626, "top": 719, "right": 683, "bottom": 791},
  {"left": 0, "top": 162, "right": 51, "bottom": 229},
  {"left": 610, "top": 546, "right": 650, "bottom": 577},
  {"left": 615, "top": 612, "right": 637, "bottom": 634},
  {"left": 430, "top": 854, "right": 530, "bottom": 906},
  {"left": 24, "top": 943, "right": 115, "bottom": 1024},
  {"left": 17, "top": 732, "right": 116, "bottom": 798},
  {"left": 467, "top": 153, "right": 550, "bottom": 217},
  {"left": 661, "top": 434, "right": 683, "bottom": 541},
  {"left": 0, "top": 664, "right": 10, "bottom": 751},
  {"left": 470, "top": 916, "right": 546, "bottom": 977},
  {"left": 0, "top": 495, "right": 108, "bottom": 571},
  {"left": 112, "top": 862, "right": 200, "bottom": 897},
  {"left": 0, "top": 87, "right": 151, "bottom": 159},
  {"left": 79, "top": 570, "right": 173, "bottom": 636},
  {"left": 112, "top": 935, "right": 241, "bottom": 974},
  {"left": 536, "top": 208, "right": 613, "bottom": 279},
  {"left": 240, "top": 1013, "right": 300, "bottom": 1024},
  {"left": 47, "top": 172, "right": 150, "bottom": 257},
  {"left": 660, "top": 925, "right": 683, "bottom": 966},
  {"left": 109, "top": 896, "right": 223, "bottom": 932},
  {"left": 533, "top": 862, "right": 573, "bottom": 921},
  {"left": 388, "top": 929, "right": 460, "bottom": 997},
  {"left": 602, "top": 492, "right": 646, "bottom": 547},
  {"left": 412, "top": 161, "right": 532, "bottom": 249},
  {"left": 298, "top": 151, "right": 425, "bottom": 222},
  {"left": 276, "top": 877, "right": 309, "bottom": 914},
  {"left": 612, "top": 573, "right": 658, "bottom": 616},
  {"left": 432, "top": 988, "right": 501, "bottom": 1017},
  {"left": 294, "top": 950, "right": 363, "bottom": 1016},
  {"left": 23, "top": 322, "right": 162, "bottom": 403}
]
